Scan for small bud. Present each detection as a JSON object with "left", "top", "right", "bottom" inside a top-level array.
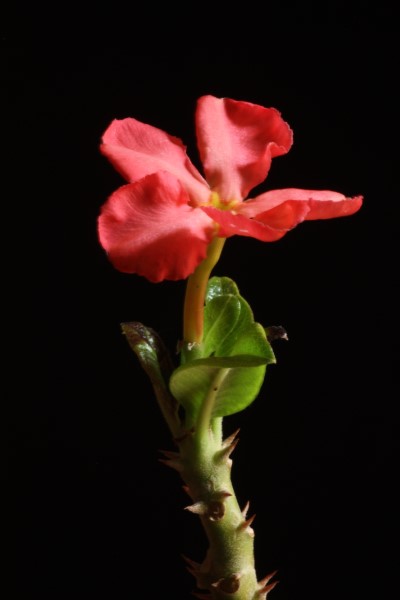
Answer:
[
  {"left": 266, "top": 325, "right": 288, "bottom": 342},
  {"left": 206, "top": 500, "right": 225, "bottom": 521},
  {"left": 186, "top": 490, "right": 231, "bottom": 521},
  {"left": 207, "top": 490, "right": 232, "bottom": 520},
  {"left": 212, "top": 573, "right": 241, "bottom": 594}
]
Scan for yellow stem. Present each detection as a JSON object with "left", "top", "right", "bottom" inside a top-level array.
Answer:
[{"left": 183, "top": 237, "right": 226, "bottom": 344}]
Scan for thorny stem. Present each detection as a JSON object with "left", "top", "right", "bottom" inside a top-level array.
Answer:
[
  {"left": 172, "top": 422, "right": 275, "bottom": 599},
  {"left": 183, "top": 237, "right": 225, "bottom": 345},
  {"left": 164, "top": 239, "right": 277, "bottom": 597}
]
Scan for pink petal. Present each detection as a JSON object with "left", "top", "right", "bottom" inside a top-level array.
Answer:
[
  {"left": 244, "top": 200, "right": 312, "bottom": 231},
  {"left": 241, "top": 189, "right": 363, "bottom": 221},
  {"left": 101, "top": 118, "right": 210, "bottom": 204},
  {"left": 98, "top": 172, "right": 215, "bottom": 282},
  {"left": 201, "top": 206, "right": 290, "bottom": 242},
  {"left": 195, "top": 96, "right": 293, "bottom": 201}
]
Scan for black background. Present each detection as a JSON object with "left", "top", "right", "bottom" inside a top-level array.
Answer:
[{"left": 5, "top": 3, "right": 397, "bottom": 599}]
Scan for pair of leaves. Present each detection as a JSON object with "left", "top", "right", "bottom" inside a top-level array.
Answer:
[
  {"left": 170, "top": 277, "right": 276, "bottom": 427},
  {"left": 122, "top": 277, "right": 276, "bottom": 433}
]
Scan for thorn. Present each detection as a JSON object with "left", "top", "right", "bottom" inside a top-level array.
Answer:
[
  {"left": 186, "top": 566, "right": 198, "bottom": 577},
  {"left": 227, "top": 438, "right": 240, "bottom": 455},
  {"left": 215, "top": 490, "right": 232, "bottom": 499},
  {"left": 174, "top": 427, "right": 195, "bottom": 444},
  {"left": 185, "top": 501, "right": 207, "bottom": 515},
  {"left": 239, "top": 513, "right": 256, "bottom": 530},
  {"left": 259, "top": 570, "right": 278, "bottom": 587},
  {"left": 215, "top": 438, "right": 239, "bottom": 465},
  {"left": 182, "top": 485, "right": 193, "bottom": 497},
  {"left": 158, "top": 458, "right": 183, "bottom": 472},
  {"left": 222, "top": 428, "right": 240, "bottom": 448},
  {"left": 159, "top": 449, "right": 180, "bottom": 460},
  {"left": 241, "top": 500, "right": 250, "bottom": 518},
  {"left": 237, "top": 513, "right": 256, "bottom": 537},
  {"left": 181, "top": 555, "right": 201, "bottom": 570},
  {"left": 259, "top": 580, "right": 279, "bottom": 596}
]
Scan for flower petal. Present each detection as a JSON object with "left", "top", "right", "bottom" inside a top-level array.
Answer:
[
  {"left": 201, "top": 206, "right": 289, "bottom": 242},
  {"left": 98, "top": 172, "right": 215, "bottom": 282},
  {"left": 196, "top": 96, "right": 293, "bottom": 201},
  {"left": 101, "top": 118, "right": 210, "bottom": 203},
  {"left": 241, "top": 189, "right": 363, "bottom": 221}
]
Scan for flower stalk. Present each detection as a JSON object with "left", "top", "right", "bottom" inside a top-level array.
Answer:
[{"left": 183, "top": 237, "right": 225, "bottom": 345}]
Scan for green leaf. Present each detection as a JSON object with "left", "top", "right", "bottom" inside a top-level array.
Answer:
[
  {"left": 205, "top": 276, "right": 240, "bottom": 303},
  {"left": 169, "top": 363, "right": 267, "bottom": 423},
  {"left": 202, "top": 294, "right": 242, "bottom": 357},
  {"left": 121, "top": 322, "right": 180, "bottom": 435},
  {"left": 170, "top": 277, "right": 276, "bottom": 426}
]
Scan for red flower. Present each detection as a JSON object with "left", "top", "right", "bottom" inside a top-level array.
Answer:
[{"left": 98, "top": 96, "right": 362, "bottom": 282}]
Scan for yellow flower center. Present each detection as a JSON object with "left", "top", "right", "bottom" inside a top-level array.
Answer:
[{"left": 207, "top": 191, "right": 239, "bottom": 212}]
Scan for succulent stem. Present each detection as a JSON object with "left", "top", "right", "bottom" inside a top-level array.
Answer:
[{"left": 172, "top": 422, "right": 272, "bottom": 599}]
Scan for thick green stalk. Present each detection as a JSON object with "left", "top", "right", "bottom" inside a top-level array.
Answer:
[
  {"left": 173, "top": 363, "right": 270, "bottom": 598},
  {"left": 173, "top": 421, "right": 272, "bottom": 599}
]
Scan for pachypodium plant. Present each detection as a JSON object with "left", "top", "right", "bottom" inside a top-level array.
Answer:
[{"left": 98, "top": 95, "right": 362, "bottom": 599}]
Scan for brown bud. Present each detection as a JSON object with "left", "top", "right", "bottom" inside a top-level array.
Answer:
[
  {"left": 266, "top": 325, "right": 288, "bottom": 342},
  {"left": 206, "top": 500, "right": 225, "bottom": 521},
  {"left": 212, "top": 573, "right": 241, "bottom": 594}
]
